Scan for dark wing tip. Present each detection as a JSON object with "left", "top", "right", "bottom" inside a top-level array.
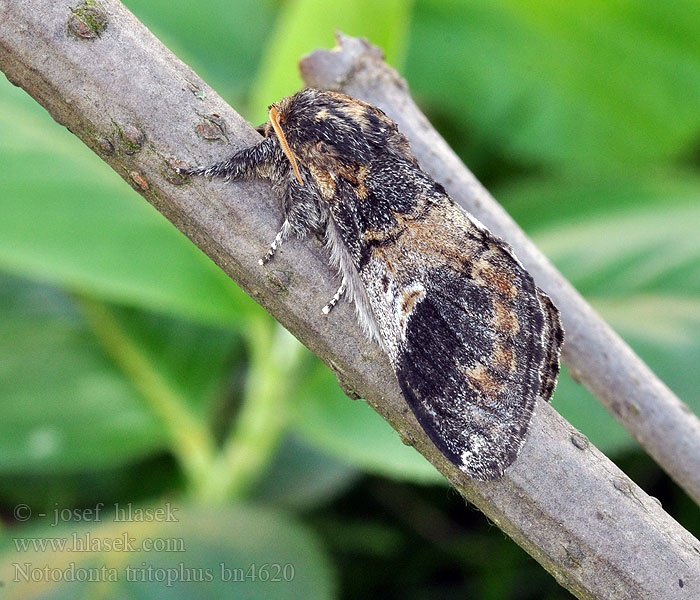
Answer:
[
  {"left": 536, "top": 290, "right": 564, "bottom": 402},
  {"left": 396, "top": 362, "right": 530, "bottom": 481}
]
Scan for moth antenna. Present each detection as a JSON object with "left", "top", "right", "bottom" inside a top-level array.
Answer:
[{"left": 269, "top": 106, "right": 304, "bottom": 186}]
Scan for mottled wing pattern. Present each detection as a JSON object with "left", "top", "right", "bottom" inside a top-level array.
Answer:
[{"left": 336, "top": 172, "right": 562, "bottom": 479}]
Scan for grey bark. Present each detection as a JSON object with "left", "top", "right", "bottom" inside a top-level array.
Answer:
[{"left": 0, "top": 3, "right": 698, "bottom": 599}]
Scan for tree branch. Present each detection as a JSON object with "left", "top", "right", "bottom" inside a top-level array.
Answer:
[{"left": 1, "top": 3, "right": 698, "bottom": 598}]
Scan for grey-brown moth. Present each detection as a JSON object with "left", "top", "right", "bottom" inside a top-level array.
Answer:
[{"left": 178, "top": 88, "right": 564, "bottom": 480}]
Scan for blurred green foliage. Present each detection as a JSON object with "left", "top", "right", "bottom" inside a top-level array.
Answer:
[{"left": 1, "top": 0, "right": 699, "bottom": 598}]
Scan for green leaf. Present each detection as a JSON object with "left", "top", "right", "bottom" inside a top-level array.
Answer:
[
  {"left": 0, "top": 276, "right": 166, "bottom": 473},
  {"left": 407, "top": 0, "right": 700, "bottom": 171},
  {"left": 290, "top": 362, "right": 444, "bottom": 483},
  {"left": 253, "top": 434, "right": 359, "bottom": 510},
  {"left": 534, "top": 203, "right": 699, "bottom": 299},
  {"left": 0, "top": 275, "right": 242, "bottom": 476},
  {"left": 525, "top": 179, "right": 700, "bottom": 298},
  {"left": 249, "top": 0, "right": 413, "bottom": 123},
  {"left": 0, "top": 76, "right": 262, "bottom": 329},
  {"left": 90, "top": 305, "right": 241, "bottom": 416},
  {"left": 0, "top": 504, "right": 336, "bottom": 599}
]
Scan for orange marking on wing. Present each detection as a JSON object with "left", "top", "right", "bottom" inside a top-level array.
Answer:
[
  {"left": 461, "top": 363, "right": 503, "bottom": 397},
  {"left": 492, "top": 297, "right": 520, "bottom": 335},
  {"left": 493, "top": 342, "right": 516, "bottom": 373}
]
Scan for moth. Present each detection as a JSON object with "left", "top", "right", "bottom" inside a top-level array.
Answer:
[{"left": 178, "top": 88, "right": 563, "bottom": 480}]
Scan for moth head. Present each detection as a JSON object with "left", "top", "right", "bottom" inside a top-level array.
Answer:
[{"left": 265, "top": 89, "right": 404, "bottom": 186}]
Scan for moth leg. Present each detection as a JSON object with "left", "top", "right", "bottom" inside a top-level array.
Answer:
[
  {"left": 259, "top": 181, "right": 324, "bottom": 266},
  {"left": 178, "top": 137, "right": 279, "bottom": 181},
  {"left": 284, "top": 180, "right": 325, "bottom": 238},
  {"left": 259, "top": 218, "right": 293, "bottom": 266},
  {"left": 322, "top": 277, "right": 347, "bottom": 315}
]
